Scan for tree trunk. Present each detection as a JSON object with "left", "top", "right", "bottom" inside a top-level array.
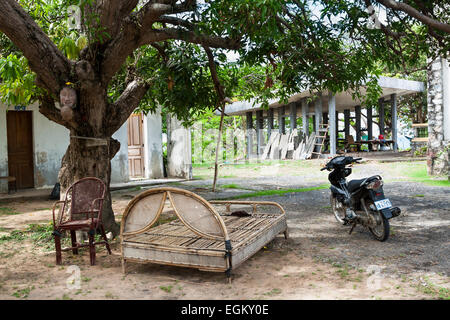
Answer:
[{"left": 58, "top": 129, "right": 121, "bottom": 237}]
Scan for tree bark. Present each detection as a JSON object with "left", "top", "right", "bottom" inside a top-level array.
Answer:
[{"left": 58, "top": 131, "right": 121, "bottom": 237}]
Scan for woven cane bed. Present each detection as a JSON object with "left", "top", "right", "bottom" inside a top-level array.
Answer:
[{"left": 120, "top": 187, "right": 288, "bottom": 280}]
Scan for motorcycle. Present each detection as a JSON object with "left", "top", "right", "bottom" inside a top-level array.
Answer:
[{"left": 321, "top": 156, "right": 401, "bottom": 241}]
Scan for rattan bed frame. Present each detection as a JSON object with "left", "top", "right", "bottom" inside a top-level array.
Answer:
[{"left": 120, "top": 187, "right": 288, "bottom": 282}]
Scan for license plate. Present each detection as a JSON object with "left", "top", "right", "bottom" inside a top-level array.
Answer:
[{"left": 374, "top": 199, "right": 392, "bottom": 210}]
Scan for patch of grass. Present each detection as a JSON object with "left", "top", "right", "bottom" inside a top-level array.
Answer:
[
  {"left": 221, "top": 183, "right": 241, "bottom": 189},
  {"left": 62, "top": 293, "right": 72, "bottom": 300},
  {"left": 159, "top": 285, "right": 173, "bottom": 293},
  {"left": 105, "top": 292, "right": 118, "bottom": 299},
  {"left": 0, "top": 207, "right": 20, "bottom": 216},
  {"left": 12, "top": 286, "right": 34, "bottom": 299},
  {"left": 402, "top": 165, "right": 450, "bottom": 187},
  {"left": 221, "top": 184, "right": 329, "bottom": 200},
  {"left": 0, "top": 230, "right": 26, "bottom": 243},
  {"left": 263, "top": 288, "right": 282, "bottom": 296},
  {"left": 417, "top": 276, "right": 450, "bottom": 300},
  {"left": 336, "top": 266, "right": 350, "bottom": 279},
  {"left": 413, "top": 194, "right": 425, "bottom": 198}
]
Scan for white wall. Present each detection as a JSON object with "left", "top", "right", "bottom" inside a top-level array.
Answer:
[
  {"left": 442, "top": 58, "right": 450, "bottom": 141},
  {"left": 111, "top": 122, "right": 129, "bottom": 184},
  {"left": 0, "top": 103, "right": 129, "bottom": 191},
  {"left": 143, "top": 108, "right": 164, "bottom": 179}
]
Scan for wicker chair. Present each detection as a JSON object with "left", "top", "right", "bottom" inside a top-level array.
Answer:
[{"left": 52, "top": 177, "right": 111, "bottom": 265}]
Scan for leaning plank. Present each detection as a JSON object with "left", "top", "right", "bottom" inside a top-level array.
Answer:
[
  {"left": 269, "top": 133, "right": 281, "bottom": 159},
  {"left": 279, "top": 134, "right": 289, "bottom": 159},
  {"left": 262, "top": 132, "right": 279, "bottom": 160}
]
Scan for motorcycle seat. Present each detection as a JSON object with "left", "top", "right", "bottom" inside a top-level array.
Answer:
[{"left": 348, "top": 176, "right": 380, "bottom": 193}]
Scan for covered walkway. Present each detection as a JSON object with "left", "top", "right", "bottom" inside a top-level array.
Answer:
[{"left": 224, "top": 76, "right": 425, "bottom": 158}]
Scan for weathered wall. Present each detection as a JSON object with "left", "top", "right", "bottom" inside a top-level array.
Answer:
[
  {"left": 427, "top": 57, "right": 450, "bottom": 176},
  {"left": 31, "top": 103, "right": 70, "bottom": 188},
  {"left": 143, "top": 107, "right": 164, "bottom": 179},
  {"left": 167, "top": 114, "right": 192, "bottom": 179},
  {"left": 0, "top": 103, "right": 129, "bottom": 191},
  {"left": 111, "top": 122, "right": 129, "bottom": 184}
]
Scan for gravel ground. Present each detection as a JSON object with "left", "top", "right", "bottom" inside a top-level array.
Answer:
[{"left": 174, "top": 163, "right": 450, "bottom": 278}]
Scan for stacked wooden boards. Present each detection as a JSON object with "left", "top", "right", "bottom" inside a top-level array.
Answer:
[
  {"left": 120, "top": 188, "right": 288, "bottom": 281},
  {"left": 262, "top": 130, "right": 317, "bottom": 160}
]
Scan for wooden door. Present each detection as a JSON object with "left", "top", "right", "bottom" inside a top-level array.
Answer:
[
  {"left": 127, "top": 113, "right": 145, "bottom": 178},
  {"left": 7, "top": 111, "right": 34, "bottom": 189}
]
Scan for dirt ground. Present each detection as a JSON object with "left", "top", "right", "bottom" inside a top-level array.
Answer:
[{"left": 0, "top": 159, "right": 448, "bottom": 300}]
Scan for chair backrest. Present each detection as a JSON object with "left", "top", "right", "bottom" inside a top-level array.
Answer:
[
  {"left": 67, "top": 177, "right": 106, "bottom": 219},
  {"left": 347, "top": 135, "right": 355, "bottom": 143}
]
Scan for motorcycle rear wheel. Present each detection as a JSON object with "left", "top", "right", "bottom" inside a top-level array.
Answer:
[
  {"left": 330, "top": 194, "right": 346, "bottom": 225},
  {"left": 365, "top": 199, "right": 390, "bottom": 241}
]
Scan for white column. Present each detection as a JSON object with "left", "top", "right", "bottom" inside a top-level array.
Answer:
[
  {"left": 328, "top": 92, "right": 337, "bottom": 155},
  {"left": 391, "top": 93, "right": 398, "bottom": 152},
  {"left": 301, "top": 99, "right": 309, "bottom": 137},
  {"left": 443, "top": 58, "right": 450, "bottom": 141},
  {"left": 143, "top": 107, "right": 164, "bottom": 179},
  {"left": 111, "top": 122, "right": 129, "bottom": 183},
  {"left": 314, "top": 94, "right": 323, "bottom": 134},
  {"left": 167, "top": 114, "right": 192, "bottom": 179}
]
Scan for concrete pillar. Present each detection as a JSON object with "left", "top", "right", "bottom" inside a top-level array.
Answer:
[
  {"left": 246, "top": 111, "right": 254, "bottom": 160},
  {"left": 289, "top": 102, "right": 297, "bottom": 132},
  {"left": 314, "top": 94, "right": 323, "bottom": 134},
  {"left": 427, "top": 57, "right": 449, "bottom": 175},
  {"left": 379, "top": 98, "right": 385, "bottom": 136},
  {"left": 328, "top": 93, "right": 336, "bottom": 155},
  {"left": 111, "top": 122, "right": 129, "bottom": 183},
  {"left": 444, "top": 58, "right": 450, "bottom": 141},
  {"left": 344, "top": 109, "right": 350, "bottom": 140},
  {"left": 301, "top": 99, "right": 309, "bottom": 137},
  {"left": 143, "top": 108, "right": 164, "bottom": 179},
  {"left": 355, "top": 105, "right": 362, "bottom": 151},
  {"left": 367, "top": 105, "right": 373, "bottom": 151},
  {"left": 256, "top": 110, "right": 264, "bottom": 157},
  {"left": 335, "top": 111, "right": 339, "bottom": 142},
  {"left": 167, "top": 114, "right": 192, "bottom": 179},
  {"left": 278, "top": 106, "right": 285, "bottom": 134},
  {"left": 391, "top": 93, "right": 398, "bottom": 152},
  {"left": 267, "top": 108, "right": 274, "bottom": 139}
]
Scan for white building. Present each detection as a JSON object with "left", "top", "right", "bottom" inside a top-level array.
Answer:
[{"left": 0, "top": 103, "right": 191, "bottom": 193}]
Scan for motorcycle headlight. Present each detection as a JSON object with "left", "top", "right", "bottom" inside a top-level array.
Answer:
[{"left": 367, "top": 180, "right": 383, "bottom": 190}]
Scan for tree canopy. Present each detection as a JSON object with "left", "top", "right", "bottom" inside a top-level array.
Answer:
[{"left": 1, "top": 0, "right": 448, "bottom": 234}]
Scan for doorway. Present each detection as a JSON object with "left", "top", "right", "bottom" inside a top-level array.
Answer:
[
  {"left": 127, "top": 113, "right": 145, "bottom": 179},
  {"left": 6, "top": 111, "right": 34, "bottom": 189}
]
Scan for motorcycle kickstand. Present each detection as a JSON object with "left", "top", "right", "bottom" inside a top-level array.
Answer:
[{"left": 349, "top": 222, "right": 357, "bottom": 235}]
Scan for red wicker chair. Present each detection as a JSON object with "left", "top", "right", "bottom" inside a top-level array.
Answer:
[{"left": 52, "top": 177, "right": 111, "bottom": 265}]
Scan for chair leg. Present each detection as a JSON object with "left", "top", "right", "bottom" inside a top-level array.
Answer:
[
  {"left": 100, "top": 225, "right": 112, "bottom": 255},
  {"left": 54, "top": 234, "right": 62, "bottom": 265},
  {"left": 70, "top": 230, "right": 78, "bottom": 255},
  {"left": 88, "top": 232, "right": 96, "bottom": 266}
]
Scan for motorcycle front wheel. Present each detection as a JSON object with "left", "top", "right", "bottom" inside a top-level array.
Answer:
[
  {"left": 365, "top": 199, "right": 390, "bottom": 241},
  {"left": 330, "top": 194, "right": 347, "bottom": 225}
]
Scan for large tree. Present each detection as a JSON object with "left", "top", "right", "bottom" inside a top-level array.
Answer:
[{"left": 1, "top": 0, "right": 446, "bottom": 236}]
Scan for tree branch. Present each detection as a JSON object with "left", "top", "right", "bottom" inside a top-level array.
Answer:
[
  {"left": 0, "top": 0, "right": 71, "bottom": 96},
  {"left": 375, "top": 0, "right": 450, "bottom": 33},
  {"left": 97, "top": 0, "right": 140, "bottom": 38},
  {"left": 107, "top": 80, "right": 150, "bottom": 135}
]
